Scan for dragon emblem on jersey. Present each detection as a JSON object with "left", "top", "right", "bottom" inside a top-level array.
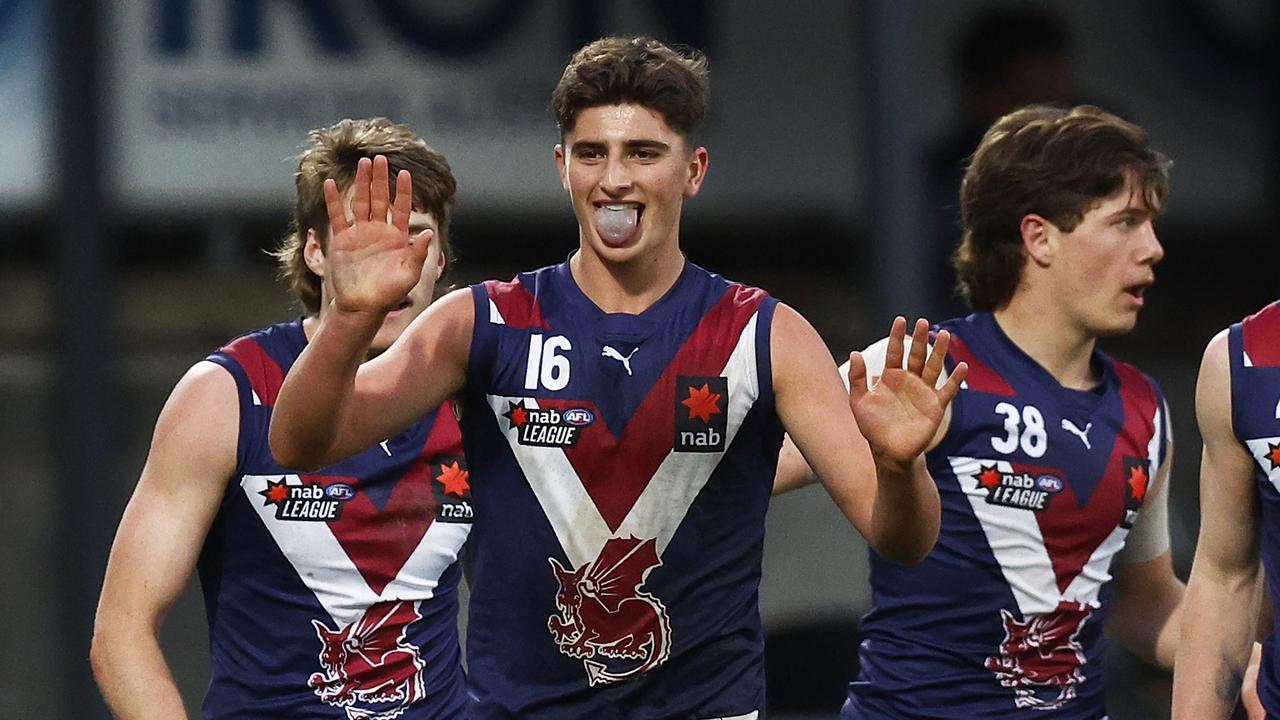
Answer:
[
  {"left": 547, "top": 536, "right": 672, "bottom": 685},
  {"left": 984, "top": 600, "right": 1094, "bottom": 710},
  {"left": 308, "top": 600, "right": 427, "bottom": 720}
]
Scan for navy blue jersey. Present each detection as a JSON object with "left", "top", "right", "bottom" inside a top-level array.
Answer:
[
  {"left": 845, "top": 312, "right": 1168, "bottom": 719},
  {"left": 460, "top": 259, "right": 783, "bottom": 719},
  {"left": 1228, "top": 301, "right": 1280, "bottom": 715},
  {"left": 198, "top": 319, "right": 471, "bottom": 719}
]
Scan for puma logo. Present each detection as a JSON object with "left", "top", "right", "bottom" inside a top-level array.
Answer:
[
  {"left": 1061, "top": 419, "right": 1093, "bottom": 450},
  {"left": 601, "top": 345, "right": 638, "bottom": 376}
]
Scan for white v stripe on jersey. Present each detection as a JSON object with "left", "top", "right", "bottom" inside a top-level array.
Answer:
[
  {"left": 1245, "top": 437, "right": 1280, "bottom": 493},
  {"left": 617, "top": 314, "right": 760, "bottom": 546},
  {"left": 951, "top": 457, "right": 1060, "bottom": 615},
  {"left": 240, "top": 474, "right": 468, "bottom": 626},
  {"left": 487, "top": 312, "right": 762, "bottom": 568}
]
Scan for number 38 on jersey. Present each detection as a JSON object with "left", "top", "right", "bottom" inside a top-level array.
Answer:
[{"left": 991, "top": 402, "right": 1047, "bottom": 458}]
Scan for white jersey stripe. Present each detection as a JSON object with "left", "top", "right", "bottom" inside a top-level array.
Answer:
[
  {"left": 240, "top": 474, "right": 465, "bottom": 625},
  {"left": 487, "top": 312, "right": 761, "bottom": 567},
  {"left": 950, "top": 457, "right": 1060, "bottom": 615}
]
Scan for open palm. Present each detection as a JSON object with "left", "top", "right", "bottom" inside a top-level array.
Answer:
[
  {"left": 849, "top": 317, "right": 968, "bottom": 471},
  {"left": 324, "top": 155, "right": 431, "bottom": 314}
]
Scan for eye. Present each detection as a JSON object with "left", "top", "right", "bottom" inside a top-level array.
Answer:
[
  {"left": 632, "top": 148, "right": 658, "bottom": 160},
  {"left": 575, "top": 147, "right": 603, "bottom": 161}
]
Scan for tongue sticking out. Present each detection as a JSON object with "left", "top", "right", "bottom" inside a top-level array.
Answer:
[{"left": 594, "top": 205, "right": 638, "bottom": 245}]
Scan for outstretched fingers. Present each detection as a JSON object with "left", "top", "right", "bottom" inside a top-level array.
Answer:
[
  {"left": 322, "top": 178, "right": 350, "bottom": 236},
  {"left": 369, "top": 155, "right": 391, "bottom": 225},
  {"left": 921, "top": 328, "right": 951, "bottom": 388},
  {"left": 937, "top": 361, "right": 968, "bottom": 408},
  {"left": 883, "top": 316, "right": 908, "bottom": 372},
  {"left": 392, "top": 169, "right": 412, "bottom": 235},
  {"left": 350, "top": 156, "right": 373, "bottom": 223},
  {"left": 847, "top": 350, "right": 870, "bottom": 407},
  {"left": 906, "top": 318, "right": 930, "bottom": 375}
]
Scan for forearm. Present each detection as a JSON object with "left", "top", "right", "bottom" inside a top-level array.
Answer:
[
  {"left": 271, "top": 307, "right": 383, "bottom": 469},
  {"left": 865, "top": 456, "right": 940, "bottom": 564},
  {"left": 91, "top": 628, "right": 190, "bottom": 720},
  {"left": 1173, "top": 566, "right": 1262, "bottom": 718}
]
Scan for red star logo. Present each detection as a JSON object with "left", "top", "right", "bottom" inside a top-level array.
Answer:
[
  {"left": 436, "top": 461, "right": 471, "bottom": 498},
  {"left": 978, "top": 465, "right": 1002, "bottom": 490},
  {"left": 502, "top": 401, "right": 528, "bottom": 428},
  {"left": 681, "top": 383, "right": 723, "bottom": 423},
  {"left": 1127, "top": 463, "right": 1149, "bottom": 503},
  {"left": 1268, "top": 443, "right": 1280, "bottom": 470},
  {"left": 258, "top": 477, "right": 290, "bottom": 505}
]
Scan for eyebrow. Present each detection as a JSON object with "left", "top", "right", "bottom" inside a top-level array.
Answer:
[
  {"left": 1107, "top": 206, "right": 1152, "bottom": 222},
  {"left": 571, "top": 139, "right": 672, "bottom": 153}
]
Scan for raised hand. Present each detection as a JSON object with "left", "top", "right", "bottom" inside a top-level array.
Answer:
[
  {"left": 323, "top": 155, "right": 432, "bottom": 315},
  {"left": 848, "top": 317, "right": 968, "bottom": 473}
]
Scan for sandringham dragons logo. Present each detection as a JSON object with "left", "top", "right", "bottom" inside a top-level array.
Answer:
[
  {"left": 308, "top": 601, "right": 427, "bottom": 719},
  {"left": 546, "top": 536, "right": 672, "bottom": 685}
]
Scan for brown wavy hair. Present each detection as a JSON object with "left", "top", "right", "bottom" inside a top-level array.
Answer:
[
  {"left": 953, "top": 105, "right": 1170, "bottom": 311},
  {"left": 552, "top": 36, "right": 710, "bottom": 142}
]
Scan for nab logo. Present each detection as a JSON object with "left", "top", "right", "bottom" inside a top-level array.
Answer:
[
  {"left": 431, "top": 455, "right": 474, "bottom": 523},
  {"left": 674, "top": 376, "right": 728, "bottom": 453},
  {"left": 1120, "top": 456, "right": 1150, "bottom": 529}
]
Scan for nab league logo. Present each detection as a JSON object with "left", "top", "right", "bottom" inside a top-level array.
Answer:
[
  {"left": 675, "top": 375, "right": 728, "bottom": 452},
  {"left": 975, "top": 464, "right": 1064, "bottom": 512},
  {"left": 259, "top": 478, "right": 352, "bottom": 521},
  {"left": 1120, "top": 456, "right": 1151, "bottom": 529},
  {"left": 308, "top": 600, "right": 427, "bottom": 719},
  {"left": 546, "top": 536, "right": 672, "bottom": 685},
  {"left": 503, "top": 400, "right": 592, "bottom": 448},
  {"left": 985, "top": 601, "right": 1094, "bottom": 711}
]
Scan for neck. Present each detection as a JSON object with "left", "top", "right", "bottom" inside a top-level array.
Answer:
[
  {"left": 993, "top": 297, "right": 1098, "bottom": 390},
  {"left": 569, "top": 243, "right": 685, "bottom": 315}
]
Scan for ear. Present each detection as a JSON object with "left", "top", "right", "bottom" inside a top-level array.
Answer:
[
  {"left": 1020, "top": 213, "right": 1055, "bottom": 268},
  {"left": 548, "top": 556, "right": 568, "bottom": 576},
  {"left": 554, "top": 143, "right": 570, "bottom": 192},
  {"left": 683, "top": 146, "right": 709, "bottom": 198},
  {"left": 312, "top": 619, "right": 332, "bottom": 637},
  {"left": 303, "top": 228, "right": 326, "bottom": 277}
]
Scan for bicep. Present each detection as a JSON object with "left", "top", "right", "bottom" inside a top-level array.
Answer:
[
  {"left": 770, "top": 305, "right": 876, "bottom": 520},
  {"left": 345, "top": 288, "right": 474, "bottom": 449},
  {"left": 97, "top": 363, "right": 239, "bottom": 627},
  {"left": 1194, "top": 331, "right": 1262, "bottom": 573}
]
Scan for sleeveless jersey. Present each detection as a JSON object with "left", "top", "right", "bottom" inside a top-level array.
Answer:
[
  {"left": 198, "top": 318, "right": 472, "bottom": 719},
  {"left": 1228, "top": 300, "right": 1280, "bottom": 715},
  {"left": 845, "top": 312, "right": 1168, "bottom": 719},
  {"left": 461, "top": 260, "right": 783, "bottom": 719}
]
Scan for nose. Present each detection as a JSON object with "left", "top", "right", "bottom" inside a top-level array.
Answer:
[
  {"left": 601, "top": 155, "right": 632, "bottom": 195},
  {"left": 1142, "top": 222, "right": 1164, "bottom": 265}
]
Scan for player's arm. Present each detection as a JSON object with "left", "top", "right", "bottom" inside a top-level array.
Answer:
[
  {"left": 1172, "top": 330, "right": 1265, "bottom": 719},
  {"left": 772, "top": 311, "right": 965, "bottom": 563},
  {"left": 90, "top": 362, "right": 239, "bottom": 719},
  {"left": 774, "top": 333, "right": 953, "bottom": 496},
  {"left": 270, "top": 156, "right": 472, "bottom": 469},
  {"left": 1105, "top": 427, "right": 1183, "bottom": 671}
]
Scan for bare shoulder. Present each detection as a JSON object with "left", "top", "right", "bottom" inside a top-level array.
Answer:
[
  {"left": 769, "top": 303, "right": 836, "bottom": 387},
  {"left": 149, "top": 360, "right": 239, "bottom": 475},
  {"left": 1195, "top": 328, "right": 1232, "bottom": 430}
]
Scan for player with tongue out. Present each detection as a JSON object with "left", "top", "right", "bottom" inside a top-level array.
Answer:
[{"left": 270, "top": 36, "right": 964, "bottom": 719}]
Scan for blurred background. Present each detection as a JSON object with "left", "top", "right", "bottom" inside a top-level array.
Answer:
[{"left": 2, "top": 0, "right": 1276, "bottom": 716}]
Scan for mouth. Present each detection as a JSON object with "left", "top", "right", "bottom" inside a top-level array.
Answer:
[
  {"left": 1123, "top": 281, "right": 1152, "bottom": 305},
  {"left": 387, "top": 298, "right": 413, "bottom": 314},
  {"left": 592, "top": 202, "right": 644, "bottom": 247}
]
